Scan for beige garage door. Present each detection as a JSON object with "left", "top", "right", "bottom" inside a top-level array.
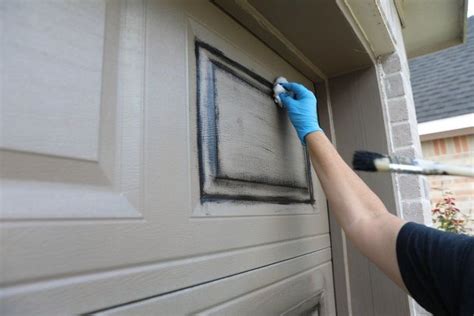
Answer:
[{"left": 0, "top": 0, "right": 334, "bottom": 314}]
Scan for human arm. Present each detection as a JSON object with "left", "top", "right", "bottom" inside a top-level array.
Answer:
[
  {"left": 305, "top": 132, "right": 406, "bottom": 289},
  {"left": 279, "top": 82, "right": 407, "bottom": 289},
  {"left": 311, "top": 134, "right": 474, "bottom": 314}
]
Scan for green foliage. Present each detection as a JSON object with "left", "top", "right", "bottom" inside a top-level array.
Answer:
[{"left": 432, "top": 191, "right": 467, "bottom": 234}]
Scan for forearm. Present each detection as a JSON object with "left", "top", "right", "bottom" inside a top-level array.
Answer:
[
  {"left": 306, "top": 132, "right": 386, "bottom": 228},
  {"left": 306, "top": 131, "right": 406, "bottom": 289}
]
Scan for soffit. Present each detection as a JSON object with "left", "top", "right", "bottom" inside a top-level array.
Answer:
[
  {"left": 213, "top": 0, "right": 373, "bottom": 80},
  {"left": 401, "top": 0, "right": 467, "bottom": 58}
]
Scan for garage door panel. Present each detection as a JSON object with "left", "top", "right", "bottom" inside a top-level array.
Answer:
[
  {"left": 96, "top": 250, "right": 335, "bottom": 316},
  {"left": 0, "top": 235, "right": 331, "bottom": 315},
  {"left": 0, "top": 0, "right": 144, "bottom": 220}
]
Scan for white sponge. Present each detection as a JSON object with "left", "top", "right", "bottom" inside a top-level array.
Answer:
[{"left": 273, "top": 76, "right": 290, "bottom": 108}]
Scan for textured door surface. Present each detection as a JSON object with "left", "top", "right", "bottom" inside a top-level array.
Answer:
[
  {"left": 0, "top": 0, "right": 333, "bottom": 314},
  {"left": 96, "top": 251, "right": 335, "bottom": 315}
]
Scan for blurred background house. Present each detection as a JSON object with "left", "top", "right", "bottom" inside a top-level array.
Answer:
[{"left": 410, "top": 16, "right": 474, "bottom": 234}]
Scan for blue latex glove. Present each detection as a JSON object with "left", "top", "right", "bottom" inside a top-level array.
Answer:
[{"left": 279, "top": 82, "right": 322, "bottom": 144}]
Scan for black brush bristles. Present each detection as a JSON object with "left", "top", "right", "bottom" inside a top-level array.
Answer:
[{"left": 352, "top": 151, "right": 386, "bottom": 171}]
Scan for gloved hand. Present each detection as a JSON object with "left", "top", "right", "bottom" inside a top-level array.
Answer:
[{"left": 279, "top": 82, "right": 322, "bottom": 144}]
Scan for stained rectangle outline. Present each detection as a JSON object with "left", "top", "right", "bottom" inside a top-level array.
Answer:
[{"left": 195, "top": 39, "right": 314, "bottom": 204}]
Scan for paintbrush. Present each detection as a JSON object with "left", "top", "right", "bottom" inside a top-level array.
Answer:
[{"left": 352, "top": 151, "right": 474, "bottom": 177}]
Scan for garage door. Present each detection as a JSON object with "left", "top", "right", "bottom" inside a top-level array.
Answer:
[{"left": 0, "top": 0, "right": 334, "bottom": 314}]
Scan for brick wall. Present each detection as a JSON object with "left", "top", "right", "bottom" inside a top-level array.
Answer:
[
  {"left": 377, "top": 52, "right": 432, "bottom": 226},
  {"left": 377, "top": 3, "right": 432, "bottom": 226},
  {"left": 421, "top": 134, "right": 474, "bottom": 234},
  {"left": 377, "top": 2, "right": 433, "bottom": 315}
]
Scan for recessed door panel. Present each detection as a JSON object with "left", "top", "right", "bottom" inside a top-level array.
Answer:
[
  {"left": 195, "top": 40, "right": 313, "bottom": 205},
  {"left": 1, "top": 0, "right": 143, "bottom": 220}
]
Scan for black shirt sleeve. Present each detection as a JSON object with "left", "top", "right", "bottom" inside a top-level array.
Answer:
[{"left": 396, "top": 222, "right": 474, "bottom": 316}]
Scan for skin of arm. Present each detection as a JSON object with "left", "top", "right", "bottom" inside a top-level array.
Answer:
[
  {"left": 278, "top": 82, "right": 407, "bottom": 291},
  {"left": 305, "top": 131, "right": 407, "bottom": 291}
]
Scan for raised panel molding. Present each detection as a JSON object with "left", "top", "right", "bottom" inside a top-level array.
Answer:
[
  {"left": 195, "top": 40, "right": 313, "bottom": 205},
  {"left": 0, "top": 0, "right": 145, "bottom": 220}
]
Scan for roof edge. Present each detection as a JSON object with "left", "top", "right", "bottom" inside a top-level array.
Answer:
[{"left": 418, "top": 113, "right": 474, "bottom": 141}]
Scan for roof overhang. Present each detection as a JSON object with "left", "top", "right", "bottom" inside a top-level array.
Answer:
[
  {"left": 212, "top": 0, "right": 379, "bottom": 81},
  {"left": 418, "top": 113, "right": 474, "bottom": 141},
  {"left": 399, "top": 0, "right": 468, "bottom": 58},
  {"left": 213, "top": 0, "right": 468, "bottom": 78}
]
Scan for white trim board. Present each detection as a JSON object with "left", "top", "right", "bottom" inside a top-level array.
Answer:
[{"left": 418, "top": 113, "right": 474, "bottom": 141}]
